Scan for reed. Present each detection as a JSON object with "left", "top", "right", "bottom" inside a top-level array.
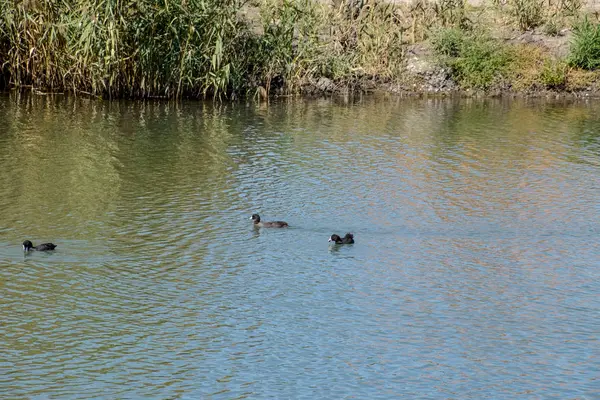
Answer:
[
  {"left": 495, "top": 0, "right": 582, "bottom": 32},
  {"left": 0, "top": 0, "right": 247, "bottom": 98},
  {"left": 0, "top": 0, "right": 593, "bottom": 98},
  {"left": 0, "top": 0, "right": 414, "bottom": 98}
]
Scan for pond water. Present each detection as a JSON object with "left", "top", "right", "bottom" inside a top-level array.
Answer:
[{"left": 0, "top": 94, "right": 599, "bottom": 399}]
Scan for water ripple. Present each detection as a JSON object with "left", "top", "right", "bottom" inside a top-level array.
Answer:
[{"left": 1, "top": 96, "right": 599, "bottom": 399}]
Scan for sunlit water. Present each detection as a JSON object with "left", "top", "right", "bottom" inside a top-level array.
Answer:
[{"left": 1, "top": 94, "right": 599, "bottom": 399}]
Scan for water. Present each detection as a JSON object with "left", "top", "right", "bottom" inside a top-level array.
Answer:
[{"left": 1, "top": 94, "right": 599, "bottom": 399}]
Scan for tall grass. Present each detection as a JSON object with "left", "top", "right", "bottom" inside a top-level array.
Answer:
[
  {"left": 407, "top": 0, "right": 469, "bottom": 44},
  {"left": 0, "top": 0, "right": 249, "bottom": 98},
  {"left": 0, "top": 0, "right": 410, "bottom": 98},
  {"left": 2, "top": 0, "right": 587, "bottom": 98},
  {"left": 568, "top": 17, "right": 600, "bottom": 70},
  {"left": 509, "top": 0, "right": 545, "bottom": 31},
  {"left": 254, "top": 0, "right": 324, "bottom": 95},
  {"left": 242, "top": 0, "right": 406, "bottom": 94},
  {"left": 496, "top": 0, "right": 582, "bottom": 32},
  {"left": 326, "top": 0, "right": 405, "bottom": 79}
]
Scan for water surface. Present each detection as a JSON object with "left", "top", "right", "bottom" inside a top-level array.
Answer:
[{"left": 1, "top": 94, "right": 599, "bottom": 399}]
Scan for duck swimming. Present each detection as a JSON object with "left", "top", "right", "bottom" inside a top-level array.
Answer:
[
  {"left": 251, "top": 214, "right": 288, "bottom": 228},
  {"left": 328, "top": 233, "right": 354, "bottom": 244},
  {"left": 23, "top": 240, "right": 57, "bottom": 252}
]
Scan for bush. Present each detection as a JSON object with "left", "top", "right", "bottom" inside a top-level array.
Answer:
[
  {"left": 431, "top": 28, "right": 513, "bottom": 89},
  {"left": 430, "top": 27, "right": 465, "bottom": 57},
  {"left": 453, "top": 39, "right": 513, "bottom": 89},
  {"left": 540, "top": 60, "right": 568, "bottom": 89},
  {"left": 568, "top": 17, "right": 600, "bottom": 70}
]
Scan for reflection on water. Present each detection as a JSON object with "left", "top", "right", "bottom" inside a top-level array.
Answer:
[{"left": 1, "top": 94, "right": 599, "bottom": 398}]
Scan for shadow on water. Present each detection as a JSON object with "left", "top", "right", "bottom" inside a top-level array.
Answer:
[{"left": 0, "top": 93, "right": 599, "bottom": 399}]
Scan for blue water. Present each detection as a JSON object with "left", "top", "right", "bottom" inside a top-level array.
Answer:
[{"left": 1, "top": 95, "right": 599, "bottom": 398}]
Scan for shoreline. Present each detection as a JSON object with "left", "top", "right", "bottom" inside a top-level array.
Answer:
[{"left": 3, "top": 0, "right": 600, "bottom": 102}]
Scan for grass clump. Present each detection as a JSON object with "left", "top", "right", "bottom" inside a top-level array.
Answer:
[
  {"left": 430, "top": 27, "right": 464, "bottom": 57},
  {"left": 565, "top": 68, "right": 599, "bottom": 91},
  {"left": 509, "top": 0, "right": 545, "bottom": 31},
  {"left": 406, "top": 0, "right": 470, "bottom": 44},
  {"left": 239, "top": 0, "right": 406, "bottom": 95},
  {"left": 431, "top": 28, "right": 513, "bottom": 90},
  {"left": 568, "top": 17, "right": 600, "bottom": 70},
  {"left": 243, "top": 0, "right": 325, "bottom": 96},
  {"left": 322, "top": 0, "right": 406, "bottom": 81},
  {"left": 542, "top": 18, "right": 560, "bottom": 36},
  {"left": 494, "top": 0, "right": 581, "bottom": 32},
  {"left": 540, "top": 60, "right": 568, "bottom": 89}
]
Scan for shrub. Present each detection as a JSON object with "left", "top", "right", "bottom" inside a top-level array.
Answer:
[
  {"left": 431, "top": 28, "right": 513, "bottom": 89},
  {"left": 540, "top": 60, "right": 568, "bottom": 89},
  {"left": 453, "top": 38, "right": 513, "bottom": 89},
  {"left": 430, "top": 27, "right": 465, "bottom": 57}
]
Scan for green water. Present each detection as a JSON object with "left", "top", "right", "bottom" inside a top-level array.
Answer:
[{"left": 1, "top": 94, "right": 599, "bottom": 398}]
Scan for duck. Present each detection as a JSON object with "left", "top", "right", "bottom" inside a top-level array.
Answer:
[
  {"left": 23, "top": 240, "right": 57, "bottom": 252},
  {"left": 251, "top": 214, "right": 288, "bottom": 228},
  {"left": 328, "top": 233, "right": 354, "bottom": 244}
]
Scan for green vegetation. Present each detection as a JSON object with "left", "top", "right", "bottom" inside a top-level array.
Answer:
[
  {"left": 568, "top": 17, "right": 600, "bottom": 70},
  {"left": 508, "top": 0, "right": 545, "bottom": 31},
  {"left": 0, "top": 0, "right": 405, "bottom": 99},
  {"left": 0, "top": 0, "right": 245, "bottom": 98},
  {"left": 1, "top": 0, "right": 600, "bottom": 98},
  {"left": 430, "top": 27, "right": 465, "bottom": 57},
  {"left": 431, "top": 28, "right": 514, "bottom": 89},
  {"left": 451, "top": 36, "right": 513, "bottom": 90},
  {"left": 540, "top": 60, "right": 568, "bottom": 89},
  {"left": 498, "top": 0, "right": 582, "bottom": 32}
]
